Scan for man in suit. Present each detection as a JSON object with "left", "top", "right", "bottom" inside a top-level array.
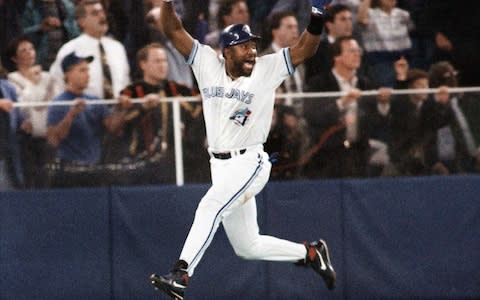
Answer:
[{"left": 304, "top": 36, "right": 390, "bottom": 178}]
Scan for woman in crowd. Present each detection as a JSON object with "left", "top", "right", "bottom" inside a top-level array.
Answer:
[{"left": 6, "top": 36, "right": 59, "bottom": 188}]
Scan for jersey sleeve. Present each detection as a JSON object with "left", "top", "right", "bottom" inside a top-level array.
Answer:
[
  {"left": 186, "top": 40, "right": 224, "bottom": 87},
  {"left": 255, "top": 48, "right": 296, "bottom": 89}
]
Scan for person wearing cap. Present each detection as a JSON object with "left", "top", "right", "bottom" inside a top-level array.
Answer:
[
  {"left": 46, "top": 52, "right": 130, "bottom": 188},
  {"left": 149, "top": 0, "right": 336, "bottom": 298}
]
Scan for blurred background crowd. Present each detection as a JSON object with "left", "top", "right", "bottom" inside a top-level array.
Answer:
[{"left": 1, "top": 0, "right": 480, "bottom": 190}]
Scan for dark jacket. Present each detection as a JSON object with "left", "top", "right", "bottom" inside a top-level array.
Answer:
[
  {"left": 303, "top": 71, "right": 375, "bottom": 178},
  {"left": 419, "top": 96, "right": 471, "bottom": 173}
]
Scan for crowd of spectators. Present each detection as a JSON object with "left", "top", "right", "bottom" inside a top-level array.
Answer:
[{"left": 1, "top": 0, "right": 480, "bottom": 189}]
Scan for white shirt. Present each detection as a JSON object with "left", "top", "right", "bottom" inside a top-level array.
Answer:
[
  {"left": 361, "top": 7, "right": 412, "bottom": 52},
  {"left": 332, "top": 69, "right": 359, "bottom": 142},
  {"left": 8, "top": 71, "right": 60, "bottom": 137},
  {"left": 187, "top": 40, "right": 294, "bottom": 151},
  {"left": 49, "top": 33, "right": 130, "bottom": 98},
  {"left": 332, "top": 68, "right": 358, "bottom": 93}
]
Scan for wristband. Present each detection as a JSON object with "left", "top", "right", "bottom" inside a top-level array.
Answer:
[{"left": 306, "top": 14, "right": 325, "bottom": 35}]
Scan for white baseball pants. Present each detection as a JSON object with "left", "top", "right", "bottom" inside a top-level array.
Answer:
[{"left": 179, "top": 145, "right": 306, "bottom": 276}]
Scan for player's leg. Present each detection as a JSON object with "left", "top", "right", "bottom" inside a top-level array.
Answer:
[
  {"left": 222, "top": 182, "right": 336, "bottom": 289},
  {"left": 223, "top": 196, "right": 307, "bottom": 261},
  {"left": 179, "top": 151, "right": 270, "bottom": 275},
  {"left": 151, "top": 150, "right": 270, "bottom": 297}
]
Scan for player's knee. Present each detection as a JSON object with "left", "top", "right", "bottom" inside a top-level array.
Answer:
[
  {"left": 234, "top": 248, "right": 255, "bottom": 260},
  {"left": 197, "top": 196, "right": 224, "bottom": 210},
  {"left": 232, "top": 243, "right": 261, "bottom": 260},
  {"left": 196, "top": 198, "right": 221, "bottom": 215}
]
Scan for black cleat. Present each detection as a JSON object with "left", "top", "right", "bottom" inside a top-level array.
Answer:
[
  {"left": 150, "top": 260, "right": 189, "bottom": 300},
  {"left": 305, "top": 239, "right": 336, "bottom": 290}
]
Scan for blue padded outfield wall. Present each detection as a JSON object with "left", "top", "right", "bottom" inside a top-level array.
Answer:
[{"left": 1, "top": 176, "right": 479, "bottom": 299}]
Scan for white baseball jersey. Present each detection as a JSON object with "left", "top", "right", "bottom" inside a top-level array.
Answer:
[{"left": 187, "top": 40, "right": 295, "bottom": 151}]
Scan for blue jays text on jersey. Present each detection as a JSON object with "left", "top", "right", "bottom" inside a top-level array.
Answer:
[{"left": 202, "top": 86, "right": 254, "bottom": 104}]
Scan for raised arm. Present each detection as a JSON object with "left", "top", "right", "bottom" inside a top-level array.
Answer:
[
  {"left": 160, "top": 0, "right": 194, "bottom": 58},
  {"left": 289, "top": 0, "right": 331, "bottom": 67},
  {"left": 289, "top": 21, "right": 323, "bottom": 67},
  {"left": 357, "top": 0, "right": 371, "bottom": 25}
]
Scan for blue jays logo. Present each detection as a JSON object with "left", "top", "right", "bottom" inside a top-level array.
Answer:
[{"left": 229, "top": 107, "right": 252, "bottom": 126}]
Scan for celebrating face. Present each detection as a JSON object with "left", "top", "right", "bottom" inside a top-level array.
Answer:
[{"left": 224, "top": 40, "right": 257, "bottom": 78}]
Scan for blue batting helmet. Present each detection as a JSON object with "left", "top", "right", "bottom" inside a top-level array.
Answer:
[{"left": 219, "top": 24, "right": 261, "bottom": 52}]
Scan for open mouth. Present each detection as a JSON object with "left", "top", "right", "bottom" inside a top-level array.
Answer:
[{"left": 243, "top": 59, "right": 255, "bottom": 69}]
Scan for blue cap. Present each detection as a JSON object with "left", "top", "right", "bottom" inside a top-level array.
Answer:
[
  {"left": 220, "top": 24, "right": 261, "bottom": 52},
  {"left": 61, "top": 52, "right": 94, "bottom": 72}
]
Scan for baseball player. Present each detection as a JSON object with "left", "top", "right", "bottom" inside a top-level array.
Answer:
[{"left": 150, "top": 1, "right": 336, "bottom": 299}]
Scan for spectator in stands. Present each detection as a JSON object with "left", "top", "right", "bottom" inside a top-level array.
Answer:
[
  {"left": 268, "top": 0, "right": 311, "bottom": 35},
  {"left": 383, "top": 66, "right": 429, "bottom": 176},
  {"left": 0, "top": 75, "right": 24, "bottom": 189},
  {"left": 205, "top": 0, "right": 249, "bottom": 51},
  {"left": 304, "top": 4, "right": 353, "bottom": 83},
  {"left": 421, "top": 61, "right": 477, "bottom": 175},
  {"left": 261, "top": 11, "right": 304, "bottom": 108},
  {"left": 21, "top": 0, "right": 79, "bottom": 70},
  {"left": 104, "top": 43, "right": 206, "bottom": 185},
  {"left": 304, "top": 36, "right": 390, "bottom": 178},
  {"left": 261, "top": 11, "right": 300, "bottom": 57},
  {"left": 46, "top": 52, "right": 130, "bottom": 188},
  {"left": 357, "top": 0, "right": 413, "bottom": 87},
  {"left": 49, "top": 0, "right": 130, "bottom": 99},
  {"left": 6, "top": 36, "right": 59, "bottom": 188},
  {"left": 145, "top": 4, "right": 194, "bottom": 88}
]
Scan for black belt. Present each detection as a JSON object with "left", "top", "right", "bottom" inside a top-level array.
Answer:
[{"left": 212, "top": 149, "right": 246, "bottom": 160}]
